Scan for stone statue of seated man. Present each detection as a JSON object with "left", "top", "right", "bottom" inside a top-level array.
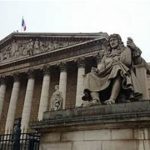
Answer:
[{"left": 82, "top": 34, "right": 149, "bottom": 106}]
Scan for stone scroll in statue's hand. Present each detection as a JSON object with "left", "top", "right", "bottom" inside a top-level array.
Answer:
[
  {"left": 127, "top": 37, "right": 142, "bottom": 58},
  {"left": 127, "top": 37, "right": 137, "bottom": 50}
]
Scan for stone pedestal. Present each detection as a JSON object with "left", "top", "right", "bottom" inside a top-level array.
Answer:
[
  {"left": 31, "top": 101, "right": 150, "bottom": 150},
  {"left": 135, "top": 65, "right": 149, "bottom": 100}
]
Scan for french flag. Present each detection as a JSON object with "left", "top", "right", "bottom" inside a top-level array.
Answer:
[{"left": 21, "top": 17, "right": 26, "bottom": 31}]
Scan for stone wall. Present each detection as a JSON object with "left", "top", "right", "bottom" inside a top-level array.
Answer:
[
  {"left": 31, "top": 101, "right": 150, "bottom": 150},
  {"left": 39, "top": 128, "right": 150, "bottom": 150}
]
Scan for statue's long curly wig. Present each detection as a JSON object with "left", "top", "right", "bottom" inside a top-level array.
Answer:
[{"left": 105, "top": 34, "right": 125, "bottom": 55}]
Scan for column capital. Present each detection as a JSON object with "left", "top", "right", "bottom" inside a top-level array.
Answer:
[
  {"left": 0, "top": 76, "right": 6, "bottom": 85},
  {"left": 12, "top": 73, "right": 20, "bottom": 82},
  {"left": 42, "top": 65, "right": 51, "bottom": 75},
  {"left": 27, "top": 69, "right": 35, "bottom": 79},
  {"left": 77, "top": 58, "right": 85, "bottom": 68},
  {"left": 59, "top": 62, "right": 67, "bottom": 72}
]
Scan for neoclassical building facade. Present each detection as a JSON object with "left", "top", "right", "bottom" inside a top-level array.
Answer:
[{"left": 0, "top": 32, "right": 113, "bottom": 133}]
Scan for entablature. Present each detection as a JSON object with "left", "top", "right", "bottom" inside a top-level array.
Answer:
[{"left": 0, "top": 36, "right": 107, "bottom": 77}]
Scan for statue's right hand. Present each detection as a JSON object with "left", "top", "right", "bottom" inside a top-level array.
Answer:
[{"left": 91, "top": 67, "right": 97, "bottom": 72}]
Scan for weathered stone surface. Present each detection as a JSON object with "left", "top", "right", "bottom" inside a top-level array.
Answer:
[
  {"left": 111, "top": 129, "right": 133, "bottom": 140},
  {"left": 133, "top": 128, "right": 146, "bottom": 139},
  {"left": 31, "top": 101, "right": 150, "bottom": 133},
  {"left": 43, "top": 101, "right": 150, "bottom": 121},
  {"left": 40, "top": 142, "right": 72, "bottom": 150},
  {"left": 62, "top": 131, "right": 84, "bottom": 142},
  {"left": 39, "top": 129, "right": 150, "bottom": 150},
  {"left": 84, "top": 130, "right": 111, "bottom": 140},
  {"left": 72, "top": 141, "right": 102, "bottom": 150},
  {"left": 102, "top": 141, "right": 137, "bottom": 150},
  {"left": 40, "top": 133, "right": 61, "bottom": 143},
  {"left": 144, "top": 140, "right": 150, "bottom": 150}
]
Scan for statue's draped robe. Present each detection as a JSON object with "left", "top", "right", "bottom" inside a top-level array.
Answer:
[
  {"left": 50, "top": 90, "right": 63, "bottom": 110},
  {"left": 84, "top": 47, "right": 142, "bottom": 97}
]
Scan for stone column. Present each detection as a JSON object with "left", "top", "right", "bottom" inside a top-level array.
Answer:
[
  {"left": 21, "top": 70, "right": 35, "bottom": 132},
  {"left": 135, "top": 64, "right": 149, "bottom": 100},
  {"left": 96, "top": 52, "right": 104, "bottom": 70},
  {"left": 38, "top": 67, "right": 50, "bottom": 121},
  {"left": 5, "top": 74, "right": 20, "bottom": 133},
  {"left": 75, "top": 60, "right": 85, "bottom": 107},
  {"left": 0, "top": 77, "right": 6, "bottom": 119},
  {"left": 59, "top": 63, "right": 67, "bottom": 109}
]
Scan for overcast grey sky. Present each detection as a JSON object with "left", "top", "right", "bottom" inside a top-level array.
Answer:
[{"left": 0, "top": 0, "right": 150, "bottom": 61}]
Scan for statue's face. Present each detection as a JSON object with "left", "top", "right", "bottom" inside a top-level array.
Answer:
[
  {"left": 55, "top": 85, "right": 59, "bottom": 90},
  {"left": 109, "top": 37, "right": 119, "bottom": 49}
]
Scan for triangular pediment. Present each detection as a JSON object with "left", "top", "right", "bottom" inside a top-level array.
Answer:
[{"left": 0, "top": 32, "right": 108, "bottom": 63}]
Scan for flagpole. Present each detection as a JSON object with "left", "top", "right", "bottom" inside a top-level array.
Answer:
[
  {"left": 21, "top": 17, "right": 26, "bottom": 32},
  {"left": 21, "top": 17, "right": 23, "bottom": 32}
]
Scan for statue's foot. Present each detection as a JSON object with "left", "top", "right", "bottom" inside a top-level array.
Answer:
[
  {"left": 81, "top": 101, "right": 90, "bottom": 107},
  {"left": 81, "top": 99, "right": 101, "bottom": 107},
  {"left": 104, "top": 99, "right": 115, "bottom": 105},
  {"left": 90, "top": 99, "right": 101, "bottom": 106}
]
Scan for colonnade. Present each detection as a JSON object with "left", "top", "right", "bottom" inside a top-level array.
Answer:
[{"left": 0, "top": 60, "right": 87, "bottom": 133}]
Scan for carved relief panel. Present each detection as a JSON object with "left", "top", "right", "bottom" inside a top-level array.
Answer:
[{"left": 0, "top": 38, "right": 85, "bottom": 62}]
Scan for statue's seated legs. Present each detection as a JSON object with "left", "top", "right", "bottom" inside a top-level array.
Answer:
[
  {"left": 82, "top": 90, "right": 101, "bottom": 107},
  {"left": 104, "top": 76, "right": 121, "bottom": 105}
]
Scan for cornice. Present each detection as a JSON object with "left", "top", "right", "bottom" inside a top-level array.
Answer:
[
  {"left": 30, "top": 101, "right": 150, "bottom": 133},
  {"left": 0, "top": 32, "right": 108, "bottom": 48}
]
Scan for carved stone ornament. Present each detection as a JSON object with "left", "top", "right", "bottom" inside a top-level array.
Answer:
[
  {"left": 0, "top": 38, "right": 85, "bottom": 62},
  {"left": 59, "top": 62, "right": 67, "bottom": 72},
  {"left": 27, "top": 69, "right": 35, "bottom": 78},
  {"left": 77, "top": 58, "right": 85, "bottom": 68},
  {"left": 42, "top": 65, "right": 51, "bottom": 75}
]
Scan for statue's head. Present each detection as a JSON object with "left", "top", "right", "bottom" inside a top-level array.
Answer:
[
  {"left": 108, "top": 34, "right": 123, "bottom": 49},
  {"left": 54, "top": 85, "right": 59, "bottom": 90}
]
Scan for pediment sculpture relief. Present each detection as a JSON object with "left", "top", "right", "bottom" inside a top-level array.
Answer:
[{"left": 0, "top": 38, "right": 84, "bottom": 62}]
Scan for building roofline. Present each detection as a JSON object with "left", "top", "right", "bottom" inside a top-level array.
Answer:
[{"left": 0, "top": 32, "right": 108, "bottom": 45}]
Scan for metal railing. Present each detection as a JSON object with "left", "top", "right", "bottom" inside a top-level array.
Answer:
[
  {"left": 0, "top": 118, "right": 40, "bottom": 150},
  {"left": 0, "top": 132, "right": 40, "bottom": 150}
]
